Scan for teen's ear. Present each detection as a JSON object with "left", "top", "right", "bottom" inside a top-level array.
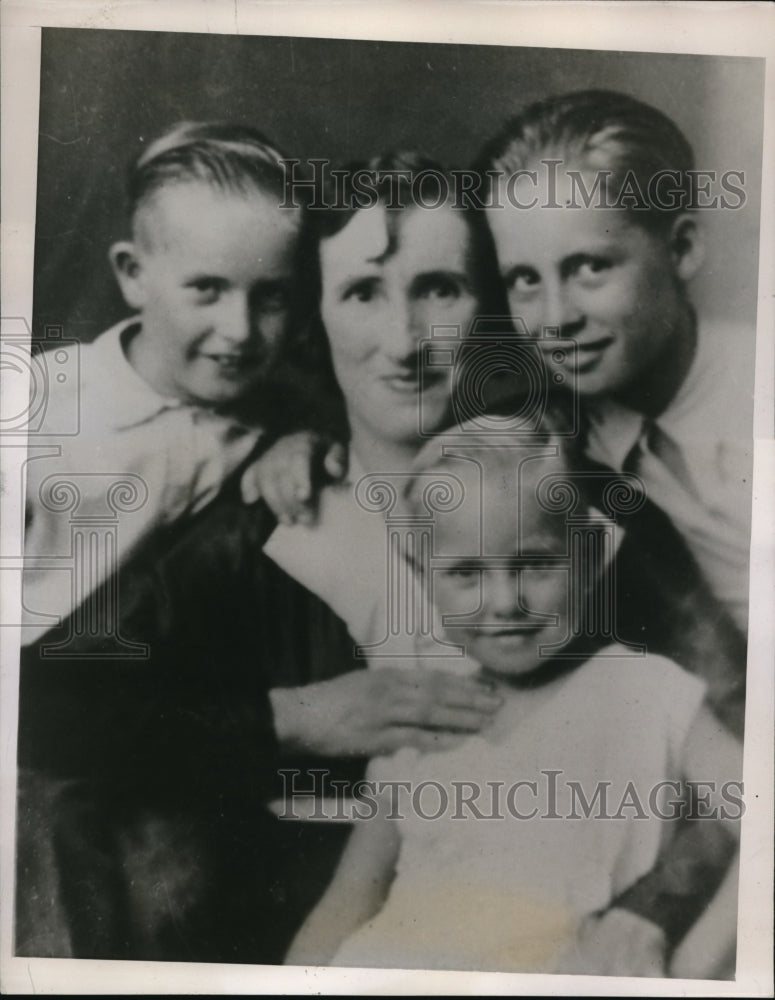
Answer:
[
  {"left": 108, "top": 241, "right": 147, "bottom": 310},
  {"left": 668, "top": 214, "right": 704, "bottom": 282}
]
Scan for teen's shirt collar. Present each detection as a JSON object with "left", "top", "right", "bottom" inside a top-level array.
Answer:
[{"left": 582, "top": 315, "right": 752, "bottom": 473}]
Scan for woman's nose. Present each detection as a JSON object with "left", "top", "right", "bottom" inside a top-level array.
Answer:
[{"left": 383, "top": 300, "right": 424, "bottom": 362}]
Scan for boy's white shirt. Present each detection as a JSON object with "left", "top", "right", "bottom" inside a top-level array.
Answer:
[
  {"left": 22, "top": 318, "right": 264, "bottom": 644},
  {"left": 584, "top": 316, "right": 753, "bottom": 633}
]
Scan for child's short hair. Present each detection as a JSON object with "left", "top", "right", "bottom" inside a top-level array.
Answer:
[
  {"left": 127, "top": 120, "right": 288, "bottom": 223},
  {"left": 477, "top": 89, "right": 695, "bottom": 233},
  {"left": 403, "top": 415, "right": 579, "bottom": 555}
]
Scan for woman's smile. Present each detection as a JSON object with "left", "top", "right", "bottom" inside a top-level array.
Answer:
[{"left": 319, "top": 203, "right": 480, "bottom": 448}]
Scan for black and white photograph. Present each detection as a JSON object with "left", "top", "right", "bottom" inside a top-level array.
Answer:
[{"left": 1, "top": 1, "right": 773, "bottom": 994}]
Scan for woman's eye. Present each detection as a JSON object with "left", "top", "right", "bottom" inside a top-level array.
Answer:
[
  {"left": 573, "top": 257, "right": 612, "bottom": 283},
  {"left": 418, "top": 275, "right": 460, "bottom": 301},
  {"left": 506, "top": 268, "right": 540, "bottom": 297},
  {"left": 342, "top": 278, "right": 380, "bottom": 304}
]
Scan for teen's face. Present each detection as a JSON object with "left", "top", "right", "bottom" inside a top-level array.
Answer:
[
  {"left": 486, "top": 169, "right": 686, "bottom": 399},
  {"left": 319, "top": 204, "right": 480, "bottom": 445},
  {"left": 432, "top": 500, "right": 570, "bottom": 677},
  {"left": 131, "top": 183, "right": 298, "bottom": 405}
]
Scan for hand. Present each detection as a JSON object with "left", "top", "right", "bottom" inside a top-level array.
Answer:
[
  {"left": 241, "top": 432, "right": 347, "bottom": 524},
  {"left": 555, "top": 908, "right": 667, "bottom": 978},
  {"left": 269, "top": 667, "right": 503, "bottom": 758}
]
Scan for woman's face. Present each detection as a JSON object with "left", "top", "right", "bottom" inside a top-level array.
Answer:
[{"left": 319, "top": 203, "right": 481, "bottom": 447}]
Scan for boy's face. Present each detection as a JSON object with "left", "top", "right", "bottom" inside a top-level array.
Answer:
[
  {"left": 318, "top": 203, "right": 480, "bottom": 445},
  {"left": 486, "top": 169, "right": 690, "bottom": 400},
  {"left": 432, "top": 495, "right": 570, "bottom": 677},
  {"left": 119, "top": 182, "right": 298, "bottom": 406}
]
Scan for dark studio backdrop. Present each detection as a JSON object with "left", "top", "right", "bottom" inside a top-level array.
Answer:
[{"left": 33, "top": 28, "right": 764, "bottom": 355}]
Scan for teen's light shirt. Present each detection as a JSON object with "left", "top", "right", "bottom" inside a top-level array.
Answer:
[
  {"left": 584, "top": 318, "right": 753, "bottom": 634},
  {"left": 22, "top": 319, "right": 263, "bottom": 644}
]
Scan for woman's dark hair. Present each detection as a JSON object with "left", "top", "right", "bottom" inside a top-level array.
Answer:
[{"left": 289, "top": 150, "right": 509, "bottom": 439}]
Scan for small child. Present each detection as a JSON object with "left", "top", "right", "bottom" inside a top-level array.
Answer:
[
  {"left": 22, "top": 121, "right": 304, "bottom": 642},
  {"left": 477, "top": 89, "right": 753, "bottom": 635},
  {"left": 285, "top": 433, "right": 742, "bottom": 977}
]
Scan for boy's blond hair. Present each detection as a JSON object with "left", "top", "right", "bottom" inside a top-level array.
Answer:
[
  {"left": 127, "top": 120, "right": 289, "bottom": 226},
  {"left": 477, "top": 89, "right": 695, "bottom": 234}
]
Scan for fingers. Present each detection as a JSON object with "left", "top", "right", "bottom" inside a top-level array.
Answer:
[
  {"left": 240, "top": 465, "right": 262, "bottom": 505},
  {"left": 426, "top": 672, "right": 503, "bottom": 713},
  {"left": 372, "top": 669, "right": 501, "bottom": 733},
  {"left": 242, "top": 433, "right": 322, "bottom": 525},
  {"left": 323, "top": 442, "right": 348, "bottom": 482},
  {"left": 262, "top": 467, "right": 300, "bottom": 526},
  {"left": 392, "top": 701, "right": 496, "bottom": 732},
  {"left": 287, "top": 448, "right": 317, "bottom": 525},
  {"left": 241, "top": 433, "right": 345, "bottom": 521},
  {"left": 374, "top": 727, "right": 467, "bottom": 756}
]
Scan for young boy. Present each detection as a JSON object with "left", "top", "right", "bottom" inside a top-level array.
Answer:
[
  {"left": 478, "top": 89, "right": 753, "bottom": 636},
  {"left": 22, "top": 121, "right": 304, "bottom": 643}
]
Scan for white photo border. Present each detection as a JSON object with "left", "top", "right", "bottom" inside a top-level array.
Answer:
[{"left": 1, "top": 1, "right": 773, "bottom": 995}]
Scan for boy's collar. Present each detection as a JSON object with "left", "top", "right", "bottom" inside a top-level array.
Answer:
[
  {"left": 584, "top": 400, "right": 644, "bottom": 473},
  {"left": 92, "top": 318, "right": 252, "bottom": 432},
  {"left": 90, "top": 318, "right": 185, "bottom": 430},
  {"left": 585, "top": 309, "right": 701, "bottom": 470}
]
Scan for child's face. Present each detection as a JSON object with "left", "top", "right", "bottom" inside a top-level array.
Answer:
[
  {"left": 486, "top": 168, "right": 690, "bottom": 400},
  {"left": 432, "top": 498, "right": 570, "bottom": 677},
  {"left": 122, "top": 182, "right": 298, "bottom": 406},
  {"left": 319, "top": 203, "right": 481, "bottom": 445}
]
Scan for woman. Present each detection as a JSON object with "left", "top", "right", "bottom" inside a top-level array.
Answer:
[{"left": 15, "top": 152, "right": 506, "bottom": 964}]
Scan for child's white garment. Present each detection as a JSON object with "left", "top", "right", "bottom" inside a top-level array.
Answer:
[
  {"left": 331, "top": 647, "right": 705, "bottom": 972},
  {"left": 22, "top": 319, "right": 264, "bottom": 643},
  {"left": 584, "top": 317, "right": 753, "bottom": 633}
]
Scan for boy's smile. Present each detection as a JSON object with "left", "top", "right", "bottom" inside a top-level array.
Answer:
[
  {"left": 486, "top": 168, "right": 698, "bottom": 409},
  {"left": 115, "top": 182, "right": 299, "bottom": 407}
]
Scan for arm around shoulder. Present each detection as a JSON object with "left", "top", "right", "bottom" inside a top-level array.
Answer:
[{"left": 669, "top": 703, "right": 743, "bottom": 980}]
